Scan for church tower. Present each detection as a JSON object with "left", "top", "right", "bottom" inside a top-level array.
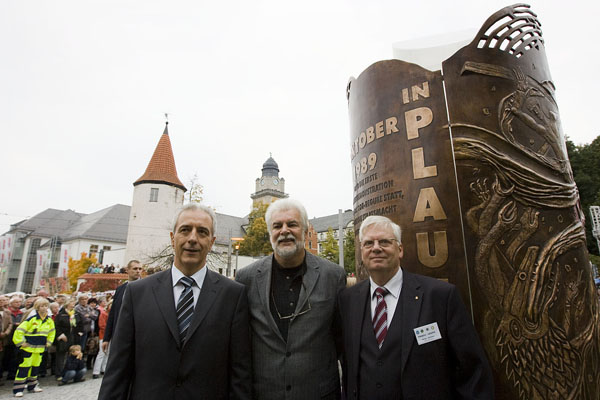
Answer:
[
  {"left": 124, "top": 122, "right": 187, "bottom": 265},
  {"left": 250, "top": 155, "right": 288, "bottom": 206}
]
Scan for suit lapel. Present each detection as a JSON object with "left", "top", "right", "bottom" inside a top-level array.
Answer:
[
  {"left": 352, "top": 280, "right": 370, "bottom": 379},
  {"left": 152, "top": 270, "right": 179, "bottom": 344},
  {"left": 256, "top": 258, "right": 285, "bottom": 342},
  {"left": 296, "top": 254, "right": 319, "bottom": 315},
  {"left": 185, "top": 269, "right": 221, "bottom": 346},
  {"left": 400, "top": 271, "right": 423, "bottom": 374}
]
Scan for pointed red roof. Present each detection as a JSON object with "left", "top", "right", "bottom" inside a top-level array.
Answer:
[{"left": 134, "top": 123, "right": 187, "bottom": 191}]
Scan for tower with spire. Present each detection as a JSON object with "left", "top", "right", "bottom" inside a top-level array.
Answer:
[
  {"left": 250, "top": 154, "right": 288, "bottom": 206},
  {"left": 124, "top": 122, "right": 187, "bottom": 265}
]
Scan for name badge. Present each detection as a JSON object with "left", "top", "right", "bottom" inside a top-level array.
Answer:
[{"left": 414, "top": 322, "right": 442, "bottom": 345}]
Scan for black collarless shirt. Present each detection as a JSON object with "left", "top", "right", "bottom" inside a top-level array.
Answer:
[{"left": 269, "top": 255, "right": 307, "bottom": 341}]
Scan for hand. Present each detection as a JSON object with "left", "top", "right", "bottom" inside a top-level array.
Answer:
[
  {"left": 76, "top": 353, "right": 83, "bottom": 360},
  {"left": 58, "top": 334, "right": 67, "bottom": 342},
  {"left": 102, "top": 341, "right": 110, "bottom": 352}
]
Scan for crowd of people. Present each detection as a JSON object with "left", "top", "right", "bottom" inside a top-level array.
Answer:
[
  {"left": 0, "top": 288, "right": 113, "bottom": 396},
  {"left": 85, "top": 263, "right": 126, "bottom": 274}
]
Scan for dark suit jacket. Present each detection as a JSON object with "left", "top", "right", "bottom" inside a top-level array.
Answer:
[
  {"left": 339, "top": 271, "right": 494, "bottom": 400},
  {"left": 235, "top": 252, "right": 346, "bottom": 400},
  {"left": 103, "top": 281, "right": 127, "bottom": 343},
  {"left": 98, "top": 268, "right": 252, "bottom": 400}
]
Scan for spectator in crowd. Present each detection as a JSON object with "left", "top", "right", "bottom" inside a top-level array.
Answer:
[
  {"left": 58, "top": 345, "right": 86, "bottom": 385},
  {"left": 54, "top": 295, "right": 67, "bottom": 309},
  {"left": 101, "top": 260, "right": 143, "bottom": 354},
  {"left": 235, "top": 198, "right": 346, "bottom": 400},
  {"left": 22, "top": 297, "right": 36, "bottom": 311},
  {"left": 4, "top": 297, "right": 24, "bottom": 381},
  {"left": 36, "top": 302, "right": 60, "bottom": 378},
  {"left": 74, "top": 295, "right": 94, "bottom": 352},
  {"left": 0, "top": 295, "right": 13, "bottom": 385},
  {"left": 12, "top": 297, "right": 55, "bottom": 397},
  {"left": 87, "top": 264, "right": 95, "bottom": 274},
  {"left": 92, "top": 298, "right": 108, "bottom": 379},
  {"left": 54, "top": 300, "right": 76, "bottom": 381},
  {"left": 44, "top": 302, "right": 61, "bottom": 376}
]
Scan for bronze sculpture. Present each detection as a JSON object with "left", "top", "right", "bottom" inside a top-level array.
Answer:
[{"left": 347, "top": 4, "right": 600, "bottom": 399}]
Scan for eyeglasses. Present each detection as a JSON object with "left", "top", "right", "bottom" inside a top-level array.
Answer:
[
  {"left": 271, "top": 283, "right": 311, "bottom": 320},
  {"left": 361, "top": 238, "right": 398, "bottom": 249}
]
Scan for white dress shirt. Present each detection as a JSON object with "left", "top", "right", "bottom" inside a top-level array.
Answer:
[
  {"left": 171, "top": 264, "right": 207, "bottom": 309},
  {"left": 369, "top": 267, "right": 403, "bottom": 325}
]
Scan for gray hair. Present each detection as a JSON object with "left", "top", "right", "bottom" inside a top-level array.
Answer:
[
  {"left": 265, "top": 198, "right": 309, "bottom": 234},
  {"left": 172, "top": 203, "right": 217, "bottom": 236},
  {"left": 359, "top": 215, "right": 402, "bottom": 243},
  {"left": 9, "top": 296, "right": 22, "bottom": 305}
]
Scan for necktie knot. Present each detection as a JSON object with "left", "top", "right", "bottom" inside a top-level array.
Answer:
[
  {"left": 375, "top": 286, "right": 388, "bottom": 298},
  {"left": 180, "top": 276, "right": 195, "bottom": 289}
]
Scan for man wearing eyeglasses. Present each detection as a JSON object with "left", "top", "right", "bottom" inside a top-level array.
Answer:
[
  {"left": 338, "top": 215, "right": 493, "bottom": 399},
  {"left": 236, "top": 198, "right": 346, "bottom": 400}
]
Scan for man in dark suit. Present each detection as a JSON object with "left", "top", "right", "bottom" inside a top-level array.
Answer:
[
  {"left": 235, "top": 199, "right": 346, "bottom": 400},
  {"left": 339, "top": 215, "right": 494, "bottom": 400},
  {"left": 101, "top": 259, "right": 143, "bottom": 356},
  {"left": 99, "top": 204, "right": 252, "bottom": 400}
]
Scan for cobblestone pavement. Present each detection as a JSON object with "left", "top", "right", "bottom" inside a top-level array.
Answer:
[{"left": 0, "top": 370, "right": 101, "bottom": 400}]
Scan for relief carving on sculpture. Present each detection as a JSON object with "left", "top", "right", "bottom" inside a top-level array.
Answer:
[{"left": 443, "top": 4, "right": 600, "bottom": 399}]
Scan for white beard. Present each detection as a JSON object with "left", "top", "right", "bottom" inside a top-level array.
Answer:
[{"left": 271, "top": 232, "right": 304, "bottom": 259}]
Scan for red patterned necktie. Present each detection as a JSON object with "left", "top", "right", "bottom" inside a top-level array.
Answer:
[{"left": 373, "top": 287, "right": 388, "bottom": 348}]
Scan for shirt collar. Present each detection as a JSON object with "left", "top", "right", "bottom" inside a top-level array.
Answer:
[
  {"left": 369, "top": 267, "right": 403, "bottom": 299},
  {"left": 171, "top": 264, "right": 207, "bottom": 289}
]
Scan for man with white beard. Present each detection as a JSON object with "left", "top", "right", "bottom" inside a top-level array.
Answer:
[{"left": 236, "top": 198, "right": 346, "bottom": 400}]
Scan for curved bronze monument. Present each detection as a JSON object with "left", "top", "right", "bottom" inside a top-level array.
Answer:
[{"left": 347, "top": 4, "right": 600, "bottom": 399}]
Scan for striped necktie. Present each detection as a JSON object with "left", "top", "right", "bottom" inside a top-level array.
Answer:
[
  {"left": 373, "top": 287, "right": 389, "bottom": 349},
  {"left": 176, "top": 276, "right": 195, "bottom": 343}
]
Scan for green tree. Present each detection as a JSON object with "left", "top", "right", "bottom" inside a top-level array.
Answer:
[
  {"left": 567, "top": 135, "right": 600, "bottom": 255},
  {"left": 343, "top": 228, "right": 356, "bottom": 275},
  {"left": 67, "top": 252, "right": 97, "bottom": 291},
  {"left": 321, "top": 228, "right": 339, "bottom": 264},
  {"left": 239, "top": 203, "right": 272, "bottom": 256}
]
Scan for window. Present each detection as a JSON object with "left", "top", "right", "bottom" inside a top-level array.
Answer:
[
  {"left": 103, "top": 245, "right": 111, "bottom": 251},
  {"left": 309, "top": 242, "right": 312, "bottom": 249},
  {"left": 150, "top": 188, "right": 159, "bottom": 202},
  {"left": 89, "top": 245, "right": 99, "bottom": 256}
]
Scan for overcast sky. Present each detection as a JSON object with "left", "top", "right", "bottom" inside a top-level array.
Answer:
[{"left": 2, "top": 0, "right": 598, "bottom": 233}]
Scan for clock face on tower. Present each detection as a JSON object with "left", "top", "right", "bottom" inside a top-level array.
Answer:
[
  {"left": 273, "top": 178, "right": 279, "bottom": 185},
  {"left": 260, "top": 179, "right": 265, "bottom": 186}
]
